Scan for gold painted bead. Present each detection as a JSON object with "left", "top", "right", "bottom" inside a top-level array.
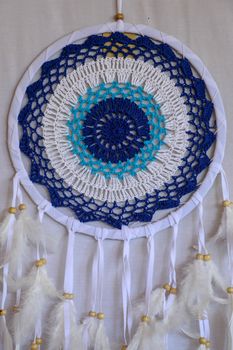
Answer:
[
  {"left": 121, "top": 345, "right": 127, "bottom": 350},
  {"left": 30, "top": 343, "right": 38, "bottom": 350},
  {"left": 199, "top": 337, "right": 207, "bottom": 345},
  {"left": 163, "top": 283, "right": 171, "bottom": 292},
  {"left": 170, "top": 287, "right": 177, "bottom": 295},
  {"left": 88, "top": 310, "right": 97, "bottom": 318},
  {"left": 115, "top": 12, "right": 124, "bottom": 20},
  {"left": 18, "top": 203, "right": 26, "bottom": 211},
  {"left": 223, "top": 200, "right": 233, "bottom": 207},
  {"left": 12, "top": 305, "right": 20, "bottom": 313},
  {"left": 227, "top": 287, "right": 233, "bottom": 294},
  {"left": 63, "top": 292, "right": 74, "bottom": 300},
  {"left": 141, "top": 315, "right": 151, "bottom": 323},
  {"left": 0, "top": 309, "right": 7, "bottom": 316},
  {"left": 203, "top": 254, "right": 211, "bottom": 262},
  {"left": 196, "top": 253, "right": 204, "bottom": 260},
  {"left": 35, "top": 258, "right": 47, "bottom": 267},
  {"left": 8, "top": 207, "right": 17, "bottom": 214},
  {"left": 97, "top": 312, "right": 105, "bottom": 320},
  {"left": 36, "top": 338, "right": 43, "bottom": 345}
]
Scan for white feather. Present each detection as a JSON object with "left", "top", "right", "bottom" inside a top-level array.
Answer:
[
  {"left": 197, "top": 345, "right": 206, "bottom": 350},
  {"left": 127, "top": 321, "right": 165, "bottom": 350},
  {"left": 17, "top": 265, "right": 60, "bottom": 343},
  {"left": 0, "top": 214, "right": 15, "bottom": 265},
  {"left": 47, "top": 300, "right": 83, "bottom": 350},
  {"left": 179, "top": 259, "right": 227, "bottom": 318},
  {"left": 0, "top": 317, "right": 13, "bottom": 350},
  {"left": 226, "top": 294, "right": 233, "bottom": 350},
  {"left": 11, "top": 312, "right": 21, "bottom": 347},
  {"left": 2, "top": 211, "right": 58, "bottom": 275},
  {"left": 82, "top": 315, "right": 98, "bottom": 347},
  {"left": 133, "top": 288, "right": 165, "bottom": 319},
  {"left": 94, "top": 320, "right": 110, "bottom": 350},
  {"left": 209, "top": 206, "right": 233, "bottom": 243}
]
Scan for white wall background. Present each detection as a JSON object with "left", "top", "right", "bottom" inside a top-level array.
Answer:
[{"left": 0, "top": 0, "right": 233, "bottom": 349}]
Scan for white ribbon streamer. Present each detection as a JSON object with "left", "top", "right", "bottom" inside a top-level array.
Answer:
[
  {"left": 145, "top": 229, "right": 155, "bottom": 317},
  {"left": 63, "top": 218, "right": 76, "bottom": 350},
  {"left": 122, "top": 232, "right": 132, "bottom": 345}
]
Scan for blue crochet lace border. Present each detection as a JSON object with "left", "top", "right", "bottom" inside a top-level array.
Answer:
[{"left": 18, "top": 32, "right": 216, "bottom": 228}]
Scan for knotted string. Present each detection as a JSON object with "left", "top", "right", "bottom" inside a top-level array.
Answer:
[
  {"left": 122, "top": 228, "right": 132, "bottom": 345},
  {"left": 63, "top": 218, "right": 76, "bottom": 350}
]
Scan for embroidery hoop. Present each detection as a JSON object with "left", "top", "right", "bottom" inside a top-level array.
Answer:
[{"left": 8, "top": 21, "right": 226, "bottom": 240}]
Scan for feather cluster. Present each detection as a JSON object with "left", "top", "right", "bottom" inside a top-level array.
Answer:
[
  {"left": 94, "top": 319, "right": 110, "bottom": 350},
  {"left": 0, "top": 317, "right": 13, "bottom": 350},
  {"left": 179, "top": 256, "right": 227, "bottom": 319},
  {"left": 47, "top": 299, "right": 83, "bottom": 350},
  {"left": 13, "top": 263, "right": 60, "bottom": 345},
  {"left": 127, "top": 319, "right": 165, "bottom": 350}
]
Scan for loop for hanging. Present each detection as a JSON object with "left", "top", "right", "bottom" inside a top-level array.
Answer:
[{"left": 115, "top": 0, "right": 124, "bottom": 20}]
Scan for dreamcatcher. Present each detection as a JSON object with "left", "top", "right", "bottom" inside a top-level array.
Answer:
[{"left": 1, "top": 0, "right": 232, "bottom": 349}]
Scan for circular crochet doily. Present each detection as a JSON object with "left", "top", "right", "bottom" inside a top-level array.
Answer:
[{"left": 8, "top": 25, "right": 225, "bottom": 234}]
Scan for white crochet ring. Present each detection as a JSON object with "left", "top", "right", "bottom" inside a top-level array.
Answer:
[{"left": 8, "top": 22, "right": 226, "bottom": 239}]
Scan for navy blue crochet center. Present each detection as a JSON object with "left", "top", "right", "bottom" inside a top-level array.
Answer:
[
  {"left": 82, "top": 98, "right": 150, "bottom": 163},
  {"left": 18, "top": 32, "right": 216, "bottom": 228}
]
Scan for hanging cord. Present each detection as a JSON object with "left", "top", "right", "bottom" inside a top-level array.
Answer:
[
  {"left": 63, "top": 218, "right": 76, "bottom": 350},
  {"left": 115, "top": 0, "right": 124, "bottom": 20},
  {"left": 122, "top": 228, "right": 132, "bottom": 346}
]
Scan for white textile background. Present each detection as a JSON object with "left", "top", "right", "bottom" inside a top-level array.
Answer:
[{"left": 0, "top": 0, "right": 233, "bottom": 349}]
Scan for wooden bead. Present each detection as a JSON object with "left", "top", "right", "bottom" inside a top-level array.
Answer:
[
  {"left": 121, "top": 345, "right": 127, "bottom": 350},
  {"left": 8, "top": 207, "right": 17, "bottom": 214},
  {"left": 115, "top": 12, "right": 124, "bottom": 20},
  {"left": 0, "top": 309, "right": 7, "bottom": 316},
  {"left": 223, "top": 200, "right": 233, "bottom": 207},
  {"left": 199, "top": 337, "right": 207, "bottom": 345},
  {"left": 227, "top": 287, "right": 233, "bottom": 294},
  {"left": 196, "top": 253, "right": 204, "bottom": 260},
  {"left": 97, "top": 312, "right": 105, "bottom": 320},
  {"left": 63, "top": 292, "right": 74, "bottom": 300},
  {"left": 19, "top": 203, "right": 26, "bottom": 211},
  {"left": 36, "top": 338, "right": 43, "bottom": 345},
  {"left": 170, "top": 287, "right": 177, "bottom": 295},
  {"left": 203, "top": 254, "right": 211, "bottom": 262},
  {"left": 141, "top": 315, "right": 150, "bottom": 323},
  {"left": 88, "top": 310, "right": 97, "bottom": 318},
  {"left": 12, "top": 305, "right": 20, "bottom": 313},
  {"left": 30, "top": 343, "right": 38, "bottom": 350},
  {"left": 35, "top": 258, "right": 47, "bottom": 267},
  {"left": 163, "top": 283, "right": 171, "bottom": 292}
]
